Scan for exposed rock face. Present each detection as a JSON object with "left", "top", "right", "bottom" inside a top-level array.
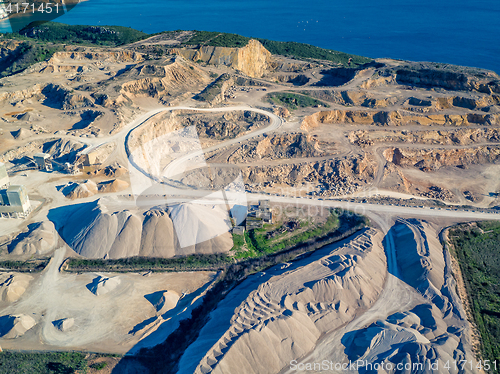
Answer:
[
  {"left": 48, "top": 50, "right": 143, "bottom": 64},
  {"left": 383, "top": 146, "right": 500, "bottom": 170},
  {"left": 127, "top": 110, "right": 269, "bottom": 157},
  {"left": 394, "top": 67, "right": 500, "bottom": 93},
  {"left": 228, "top": 133, "right": 321, "bottom": 162},
  {"left": 195, "top": 73, "right": 235, "bottom": 104},
  {"left": 242, "top": 154, "right": 377, "bottom": 191},
  {"left": 301, "top": 109, "right": 499, "bottom": 131},
  {"left": 349, "top": 127, "right": 500, "bottom": 146},
  {"left": 273, "top": 106, "right": 290, "bottom": 118},
  {"left": 120, "top": 56, "right": 211, "bottom": 98},
  {"left": 0, "top": 84, "right": 44, "bottom": 103},
  {"left": 1, "top": 138, "right": 86, "bottom": 164},
  {"left": 173, "top": 39, "right": 274, "bottom": 78}
]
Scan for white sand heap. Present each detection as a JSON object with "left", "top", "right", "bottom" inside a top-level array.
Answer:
[
  {"left": 97, "top": 179, "right": 129, "bottom": 194},
  {"left": 53, "top": 318, "right": 75, "bottom": 332},
  {"left": 0, "top": 314, "right": 36, "bottom": 339},
  {"left": 344, "top": 303, "right": 462, "bottom": 373},
  {"left": 338, "top": 219, "right": 475, "bottom": 374},
  {"left": 10, "top": 221, "right": 57, "bottom": 256},
  {"left": 11, "top": 128, "right": 34, "bottom": 140},
  {"left": 0, "top": 273, "right": 33, "bottom": 302},
  {"left": 87, "top": 275, "right": 121, "bottom": 296},
  {"left": 146, "top": 290, "right": 180, "bottom": 313},
  {"left": 17, "top": 112, "right": 43, "bottom": 122},
  {"left": 62, "top": 180, "right": 98, "bottom": 200},
  {"left": 168, "top": 202, "right": 232, "bottom": 252},
  {"left": 51, "top": 199, "right": 233, "bottom": 259}
]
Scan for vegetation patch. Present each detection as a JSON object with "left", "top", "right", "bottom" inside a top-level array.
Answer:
[
  {"left": 183, "top": 31, "right": 372, "bottom": 67},
  {"left": 266, "top": 92, "right": 328, "bottom": 110},
  {"left": 0, "top": 351, "right": 87, "bottom": 374},
  {"left": 65, "top": 253, "right": 233, "bottom": 273},
  {"left": 89, "top": 361, "right": 107, "bottom": 370},
  {"left": 0, "top": 259, "right": 49, "bottom": 272},
  {"left": 0, "top": 41, "right": 62, "bottom": 77},
  {"left": 258, "top": 39, "right": 372, "bottom": 67},
  {"left": 183, "top": 31, "right": 250, "bottom": 48},
  {"left": 449, "top": 221, "right": 500, "bottom": 370},
  {"left": 16, "top": 22, "right": 149, "bottom": 46}
]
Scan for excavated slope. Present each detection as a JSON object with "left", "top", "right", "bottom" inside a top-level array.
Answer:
[{"left": 172, "top": 39, "right": 273, "bottom": 78}]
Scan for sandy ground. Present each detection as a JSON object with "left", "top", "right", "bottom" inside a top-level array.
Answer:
[{"left": 0, "top": 247, "right": 216, "bottom": 353}]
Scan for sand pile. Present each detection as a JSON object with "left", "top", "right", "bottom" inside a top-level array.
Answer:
[
  {"left": 94, "top": 164, "right": 128, "bottom": 178},
  {"left": 343, "top": 304, "right": 463, "bottom": 373},
  {"left": 181, "top": 228, "right": 386, "bottom": 374},
  {"left": 97, "top": 179, "right": 130, "bottom": 194},
  {"left": 11, "top": 128, "right": 34, "bottom": 140},
  {"left": 46, "top": 139, "right": 87, "bottom": 163},
  {"left": 87, "top": 275, "right": 121, "bottom": 296},
  {"left": 146, "top": 290, "right": 180, "bottom": 313},
  {"left": 62, "top": 180, "right": 98, "bottom": 200},
  {"left": 17, "top": 112, "right": 43, "bottom": 122},
  {"left": 62, "top": 179, "right": 129, "bottom": 200},
  {"left": 393, "top": 220, "right": 453, "bottom": 312},
  {"left": 338, "top": 219, "right": 474, "bottom": 374},
  {"left": 0, "top": 273, "right": 33, "bottom": 302},
  {"left": 49, "top": 199, "right": 233, "bottom": 259},
  {"left": 169, "top": 203, "right": 232, "bottom": 253},
  {"left": 0, "top": 314, "right": 36, "bottom": 339},
  {"left": 9, "top": 221, "right": 57, "bottom": 256},
  {"left": 53, "top": 318, "right": 75, "bottom": 332}
]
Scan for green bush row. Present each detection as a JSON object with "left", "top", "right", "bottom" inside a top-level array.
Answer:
[
  {"left": 15, "top": 22, "right": 149, "bottom": 46},
  {"left": 0, "top": 351, "right": 86, "bottom": 374},
  {"left": 183, "top": 31, "right": 372, "bottom": 67},
  {"left": 449, "top": 221, "right": 500, "bottom": 370},
  {"left": 267, "top": 92, "right": 328, "bottom": 109}
]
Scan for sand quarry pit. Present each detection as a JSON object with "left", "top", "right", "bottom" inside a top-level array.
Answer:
[
  {"left": 179, "top": 228, "right": 388, "bottom": 374},
  {"left": 176, "top": 219, "right": 478, "bottom": 374},
  {"left": 0, "top": 248, "right": 216, "bottom": 353}
]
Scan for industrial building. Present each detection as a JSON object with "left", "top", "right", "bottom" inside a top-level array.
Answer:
[
  {"left": 79, "top": 150, "right": 102, "bottom": 167},
  {"left": 245, "top": 216, "right": 263, "bottom": 231},
  {"left": 0, "top": 185, "right": 32, "bottom": 219},
  {"left": 256, "top": 199, "right": 272, "bottom": 223},
  {"left": 232, "top": 226, "right": 245, "bottom": 235},
  {"left": 34, "top": 153, "right": 52, "bottom": 171},
  {"left": 0, "top": 162, "right": 9, "bottom": 188},
  {"left": 244, "top": 200, "right": 274, "bottom": 230}
]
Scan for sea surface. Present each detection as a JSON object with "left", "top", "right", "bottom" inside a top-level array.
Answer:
[{"left": 1, "top": 0, "right": 499, "bottom": 73}]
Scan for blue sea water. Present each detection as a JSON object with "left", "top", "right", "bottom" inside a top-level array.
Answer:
[{"left": 1, "top": 0, "right": 499, "bottom": 73}]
